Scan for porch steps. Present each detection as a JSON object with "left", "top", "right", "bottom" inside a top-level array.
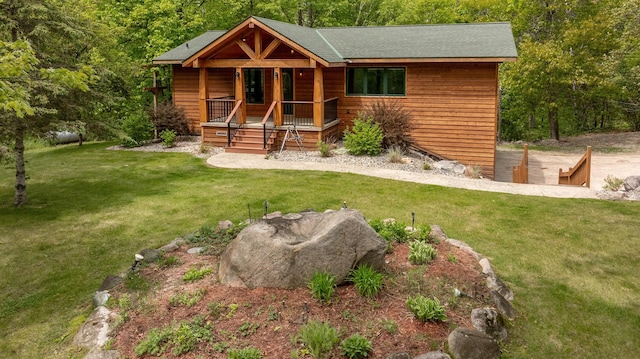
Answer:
[{"left": 225, "top": 128, "right": 277, "bottom": 155}]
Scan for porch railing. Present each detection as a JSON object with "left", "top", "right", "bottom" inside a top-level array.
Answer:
[
  {"left": 207, "top": 96, "right": 235, "bottom": 123},
  {"left": 512, "top": 144, "right": 529, "bottom": 184},
  {"left": 282, "top": 97, "right": 339, "bottom": 127},
  {"left": 262, "top": 101, "right": 277, "bottom": 149},
  {"left": 559, "top": 146, "right": 591, "bottom": 187},
  {"left": 226, "top": 100, "right": 243, "bottom": 146}
]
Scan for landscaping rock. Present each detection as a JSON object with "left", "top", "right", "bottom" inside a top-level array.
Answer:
[
  {"left": 429, "top": 225, "right": 447, "bottom": 242},
  {"left": 97, "top": 275, "right": 122, "bottom": 291},
  {"left": 385, "top": 353, "right": 411, "bottom": 359},
  {"left": 219, "top": 209, "right": 387, "bottom": 288},
  {"left": 85, "top": 348, "right": 119, "bottom": 359},
  {"left": 187, "top": 247, "right": 204, "bottom": 254},
  {"left": 447, "top": 327, "right": 500, "bottom": 359},
  {"left": 433, "top": 160, "right": 457, "bottom": 171},
  {"left": 487, "top": 274, "right": 514, "bottom": 302},
  {"left": 414, "top": 351, "right": 451, "bottom": 359},
  {"left": 139, "top": 248, "right": 160, "bottom": 264},
  {"left": 93, "top": 290, "right": 110, "bottom": 307},
  {"left": 471, "top": 307, "right": 507, "bottom": 341},
  {"left": 264, "top": 211, "right": 282, "bottom": 219},
  {"left": 217, "top": 220, "right": 234, "bottom": 230},
  {"left": 73, "top": 306, "right": 111, "bottom": 348},
  {"left": 159, "top": 242, "right": 179, "bottom": 253},
  {"left": 453, "top": 164, "right": 467, "bottom": 175},
  {"left": 623, "top": 175, "right": 640, "bottom": 191},
  {"left": 490, "top": 290, "right": 515, "bottom": 320}
]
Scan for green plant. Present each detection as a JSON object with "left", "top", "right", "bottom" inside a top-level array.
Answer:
[
  {"left": 267, "top": 306, "right": 280, "bottom": 321},
  {"left": 237, "top": 322, "right": 259, "bottom": 337},
  {"left": 447, "top": 253, "right": 458, "bottom": 263},
  {"left": 387, "top": 146, "right": 404, "bottom": 163},
  {"left": 343, "top": 115, "right": 383, "bottom": 156},
  {"left": 295, "top": 320, "right": 339, "bottom": 358},
  {"left": 169, "top": 288, "right": 206, "bottom": 307},
  {"left": 379, "top": 319, "right": 398, "bottom": 335},
  {"left": 213, "top": 341, "right": 229, "bottom": 352},
  {"left": 134, "top": 316, "right": 213, "bottom": 356},
  {"left": 160, "top": 129, "right": 177, "bottom": 148},
  {"left": 366, "top": 100, "right": 413, "bottom": 150},
  {"left": 465, "top": 164, "right": 483, "bottom": 179},
  {"left": 422, "top": 162, "right": 431, "bottom": 170},
  {"left": 350, "top": 264, "right": 385, "bottom": 298},
  {"left": 148, "top": 100, "right": 190, "bottom": 135},
  {"left": 228, "top": 346, "right": 263, "bottom": 359},
  {"left": 308, "top": 270, "right": 336, "bottom": 304},
  {"left": 409, "top": 224, "right": 432, "bottom": 242},
  {"left": 369, "top": 218, "right": 408, "bottom": 243},
  {"left": 408, "top": 241, "right": 437, "bottom": 265},
  {"left": 187, "top": 222, "right": 247, "bottom": 255},
  {"left": 406, "top": 295, "right": 447, "bottom": 322},
  {"left": 603, "top": 175, "right": 624, "bottom": 191},
  {"left": 183, "top": 267, "right": 212, "bottom": 281},
  {"left": 124, "top": 271, "right": 151, "bottom": 291},
  {"left": 120, "top": 111, "right": 153, "bottom": 147},
  {"left": 340, "top": 334, "right": 373, "bottom": 359},
  {"left": 158, "top": 254, "right": 180, "bottom": 268},
  {"left": 316, "top": 140, "right": 333, "bottom": 157}
]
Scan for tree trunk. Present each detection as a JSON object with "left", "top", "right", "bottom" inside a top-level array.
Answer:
[
  {"left": 548, "top": 108, "right": 560, "bottom": 140},
  {"left": 14, "top": 120, "right": 27, "bottom": 207}
]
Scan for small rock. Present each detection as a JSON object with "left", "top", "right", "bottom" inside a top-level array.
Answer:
[
  {"left": 429, "top": 225, "right": 447, "bottom": 242},
  {"left": 453, "top": 164, "right": 467, "bottom": 175},
  {"left": 433, "top": 160, "right": 457, "bottom": 171},
  {"left": 623, "top": 176, "right": 640, "bottom": 191},
  {"left": 479, "top": 258, "right": 493, "bottom": 276},
  {"left": 264, "top": 211, "right": 282, "bottom": 219},
  {"left": 414, "top": 351, "right": 451, "bottom": 359},
  {"left": 383, "top": 218, "right": 396, "bottom": 224},
  {"left": 98, "top": 275, "right": 122, "bottom": 291},
  {"left": 448, "top": 327, "right": 500, "bottom": 359},
  {"left": 471, "top": 307, "right": 508, "bottom": 341},
  {"left": 490, "top": 290, "right": 515, "bottom": 320},
  {"left": 93, "top": 291, "right": 110, "bottom": 307},
  {"left": 217, "top": 220, "right": 234, "bottom": 230},
  {"left": 187, "top": 247, "right": 204, "bottom": 254},
  {"left": 159, "top": 242, "right": 179, "bottom": 253},
  {"left": 139, "top": 248, "right": 160, "bottom": 264},
  {"left": 385, "top": 353, "right": 411, "bottom": 359}
]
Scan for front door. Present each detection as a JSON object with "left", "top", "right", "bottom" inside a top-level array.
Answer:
[{"left": 282, "top": 68, "right": 294, "bottom": 116}]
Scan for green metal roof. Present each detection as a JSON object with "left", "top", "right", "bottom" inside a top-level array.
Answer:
[
  {"left": 153, "top": 17, "right": 517, "bottom": 65},
  {"left": 152, "top": 30, "right": 226, "bottom": 63}
]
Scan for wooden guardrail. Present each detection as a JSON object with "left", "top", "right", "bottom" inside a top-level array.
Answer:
[
  {"left": 558, "top": 146, "right": 591, "bottom": 187},
  {"left": 512, "top": 144, "right": 529, "bottom": 184}
]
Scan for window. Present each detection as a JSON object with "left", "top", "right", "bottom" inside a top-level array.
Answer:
[
  {"left": 346, "top": 67, "right": 406, "bottom": 96},
  {"left": 244, "top": 68, "right": 264, "bottom": 104}
]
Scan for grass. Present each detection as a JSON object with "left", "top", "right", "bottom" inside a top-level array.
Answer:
[{"left": 0, "top": 142, "right": 639, "bottom": 358}]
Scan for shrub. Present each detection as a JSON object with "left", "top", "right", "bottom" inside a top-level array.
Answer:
[
  {"left": 121, "top": 111, "right": 153, "bottom": 147},
  {"left": 387, "top": 146, "right": 404, "bottom": 163},
  {"left": 160, "top": 129, "right": 177, "bottom": 148},
  {"left": 148, "top": 101, "right": 190, "bottom": 135},
  {"left": 408, "top": 241, "right": 437, "bottom": 265},
  {"left": 294, "top": 320, "right": 339, "bottom": 358},
  {"left": 316, "top": 140, "right": 333, "bottom": 157},
  {"left": 343, "top": 115, "right": 383, "bottom": 156},
  {"left": 369, "top": 218, "right": 408, "bottom": 243},
  {"left": 366, "top": 100, "right": 413, "bottom": 150},
  {"left": 350, "top": 264, "right": 384, "bottom": 298},
  {"left": 340, "top": 334, "right": 373, "bottom": 359},
  {"left": 406, "top": 295, "right": 447, "bottom": 322},
  {"left": 603, "top": 175, "right": 624, "bottom": 191},
  {"left": 308, "top": 270, "right": 336, "bottom": 303},
  {"left": 228, "top": 347, "right": 263, "bottom": 359}
]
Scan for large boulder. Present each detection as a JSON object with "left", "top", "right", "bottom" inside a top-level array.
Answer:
[
  {"left": 470, "top": 307, "right": 507, "bottom": 341},
  {"left": 447, "top": 327, "right": 500, "bottom": 359},
  {"left": 219, "top": 209, "right": 387, "bottom": 288},
  {"left": 623, "top": 176, "right": 640, "bottom": 191}
]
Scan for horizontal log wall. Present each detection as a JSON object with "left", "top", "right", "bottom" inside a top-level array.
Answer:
[
  {"left": 173, "top": 66, "right": 234, "bottom": 134},
  {"left": 324, "top": 63, "right": 498, "bottom": 178}
]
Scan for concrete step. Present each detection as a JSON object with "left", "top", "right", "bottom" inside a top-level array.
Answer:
[{"left": 224, "top": 146, "right": 269, "bottom": 155}]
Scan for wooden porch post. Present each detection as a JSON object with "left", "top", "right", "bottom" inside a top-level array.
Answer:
[
  {"left": 273, "top": 68, "right": 283, "bottom": 126},
  {"left": 234, "top": 67, "right": 246, "bottom": 124},
  {"left": 198, "top": 67, "right": 209, "bottom": 123},
  {"left": 313, "top": 66, "right": 324, "bottom": 128}
]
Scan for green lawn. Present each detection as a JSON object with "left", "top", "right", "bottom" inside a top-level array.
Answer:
[{"left": 0, "top": 142, "right": 638, "bottom": 358}]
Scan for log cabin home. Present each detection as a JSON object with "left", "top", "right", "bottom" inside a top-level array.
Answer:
[{"left": 153, "top": 16, "right": 517, "bottom": 178}]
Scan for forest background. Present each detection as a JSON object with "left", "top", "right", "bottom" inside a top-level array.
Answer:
[{"left": 2, "top": 0, "right": 639, "bottom": 153}]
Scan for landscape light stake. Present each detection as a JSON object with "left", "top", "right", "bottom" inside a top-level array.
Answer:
[
  {"left": 342, "top": 201, "right": 347, "bottom": 210},
  {"left": 131, "top": 254, "right": 144, "bottom": 271},
  {"left": 247, "top": 203, "right": 252, "bottom": 223},
  {"left": 412, "top": 212, "right": 415, "bottom": 231},
  {"left": 264, "top": 200, "right": 268, "bottom": 217}
]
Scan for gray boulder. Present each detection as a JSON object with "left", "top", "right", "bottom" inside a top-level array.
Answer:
[
  {"left": 448, "top": 327, "right": 500, "bottom": 359},
  {"left": 623, "top": 176, "right": 640, "bottom": 191},
  {"left": 73, "top": 306, "right": 112, "bottom": 349},
  {"left": 219, "top": 209, "right": 387, "bottom": 288},
  {"left": 490, "top": 290, "right": 515, "bottom": 320},
  {"left": 385, "top": 353, "right": 410, "bottom": 359},
  {"left": 414, "top": 352, "right": 451, "bottom": 359},
  {"left": 139, "top": 248, "right": 160, "bottom": 264},
  {"left": 471, "top": 307, "right": 507, "bottom": 341}
]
